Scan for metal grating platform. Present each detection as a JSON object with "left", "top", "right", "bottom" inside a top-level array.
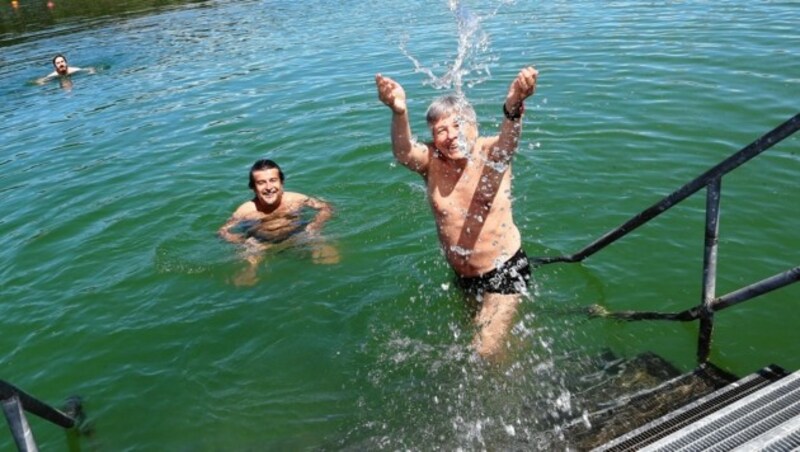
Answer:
[
  {"left": 595, "top": 365, "right": 799, "bottom": 451},
  {"left": 748, "top": 415, "right": 800, "bottom": 451}
]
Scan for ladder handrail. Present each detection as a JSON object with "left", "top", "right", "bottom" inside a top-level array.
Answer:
[
  {"left": 532, "top": 113, "right": 800, "bottom": 265},
  {"left": 595, "top": 265, "right": 800, "bottom": 321},
  {"left": 0, "top": 380, "right": 78, "bottom": 429},
  {"left": 1, "top": 379, "right": 82, "bottom": 451},
  {"left": 532, "top": 113, "right": 800, "bottom": 365}
]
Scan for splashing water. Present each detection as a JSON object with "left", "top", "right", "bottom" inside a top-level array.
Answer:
[{"left": 400, "top": 0, "right": 514, "bottom": 94}]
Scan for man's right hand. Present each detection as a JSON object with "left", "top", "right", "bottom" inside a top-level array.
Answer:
[{"left": 375, "top": 74, "right": 407, "bottom": 115}]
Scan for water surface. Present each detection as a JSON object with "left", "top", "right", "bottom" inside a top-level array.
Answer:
[{"left": 1, "top": 0, "right": 798, "bottom": 449}]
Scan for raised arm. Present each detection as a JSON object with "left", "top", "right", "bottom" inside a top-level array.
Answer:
[
  {"left": 375, "top": 74, "right": 430, "bottom": 174},
  {"left": 489, "top": 66, "right": 538, "bottom": 163}
]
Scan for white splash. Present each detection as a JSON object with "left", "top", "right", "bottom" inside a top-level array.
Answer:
[{"left": 400, "top": 0, "right": 515, "bottom": 94}]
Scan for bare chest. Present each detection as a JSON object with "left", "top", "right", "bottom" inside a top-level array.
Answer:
[{"left": 426, "top": 160, "right": 510, "bottom": 220}]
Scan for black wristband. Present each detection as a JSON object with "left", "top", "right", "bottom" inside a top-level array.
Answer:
[{"left": 503, "top": 102, "right": 524, "bottom": 121}]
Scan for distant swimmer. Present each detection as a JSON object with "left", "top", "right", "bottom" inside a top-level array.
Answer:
[
  {"left": 35, "top": 54, "right": 95, "bottom": 87},
  {"left": 375, "top": 66, "right": 538, "bottom": 361},
  {"left": 219, "top": 158, "right": 338, "bottom": 285}
]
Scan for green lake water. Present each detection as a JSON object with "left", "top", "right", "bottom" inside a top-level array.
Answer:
[{"left": 1, "top": 0, "right": 798, "bottom": 449}]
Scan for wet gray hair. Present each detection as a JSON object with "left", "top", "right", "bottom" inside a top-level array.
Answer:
[{"left": 426, "top": 94, "right": 477, "bottom": 127}]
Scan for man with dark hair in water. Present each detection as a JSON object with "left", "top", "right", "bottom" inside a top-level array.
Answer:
[
  {"left": 36, "top": 54, "right": 95, "bottom": 86},
  {"left": 375, "top": 66, "right": 538, "bottom": 360},
  {"left": 219, "top": 159, "right": 338, "bottom": 285}
]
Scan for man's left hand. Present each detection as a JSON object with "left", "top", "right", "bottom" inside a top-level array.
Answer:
[{"left": 505, "top": 66, "right": 538, "bottom": 112}]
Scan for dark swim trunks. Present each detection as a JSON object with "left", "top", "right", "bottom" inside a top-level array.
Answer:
[{"left": 456, "top": 248, "right": 531, "bottom": 295}]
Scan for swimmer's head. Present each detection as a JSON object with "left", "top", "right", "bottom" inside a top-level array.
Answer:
[
  {"left": 426, "top": 94, "right": 476, "bottom": 127},
  {"left": 426, "top": 94, "right": 478, "bottom": 161},
  {"left": 248, "top": 159, "right": 284, "bottom": 189},
  {"left": 52, "top": 54, "right": 68, "bottom": 75},
  {"left": 249, "top": 159, "right": 285, "bottom": 208}
]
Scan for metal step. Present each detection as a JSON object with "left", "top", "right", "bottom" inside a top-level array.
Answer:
[
  {"left": 594, "top": 365, "right": 790, "bottom": 451},
  {"left": 736, "top": 415, "right": 800, "bottom": 451},
  {"left": 640, "top": 369, "right": 800, "bottom": 451}
]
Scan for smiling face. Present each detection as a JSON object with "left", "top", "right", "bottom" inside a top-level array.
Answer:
[
  {"left": 53, "top": 55, "right": 68, "bottom": 75},
  {"left": 430, "top": 113, "right": 478, "bottom": 161},
  {"left": 250, "top": 168, "right": 284, "bottom": 208}
]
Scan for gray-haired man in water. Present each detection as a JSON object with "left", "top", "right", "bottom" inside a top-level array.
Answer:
[
  {"left": 375, "top": 66, "right": 538, "bottom": 360},
  {"left": 219, "top": 159, "right": 338, "bottom": 285}
]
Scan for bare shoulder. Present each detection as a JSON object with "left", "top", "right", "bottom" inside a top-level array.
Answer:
[
  {"left": 395, "top": 141, "right": 432, "bottom": 176},
  {"left": 410, "top": 142, "right": 435, "bottom": 177},
  {"left": 232, "top": 200, "right": 259, "bottom": 218},
  {"left": 282, "top": 192, "right": 323, "bottom": 209},
  {"left": 283, "top": 191, "right": 308, "bottom": 204}
]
